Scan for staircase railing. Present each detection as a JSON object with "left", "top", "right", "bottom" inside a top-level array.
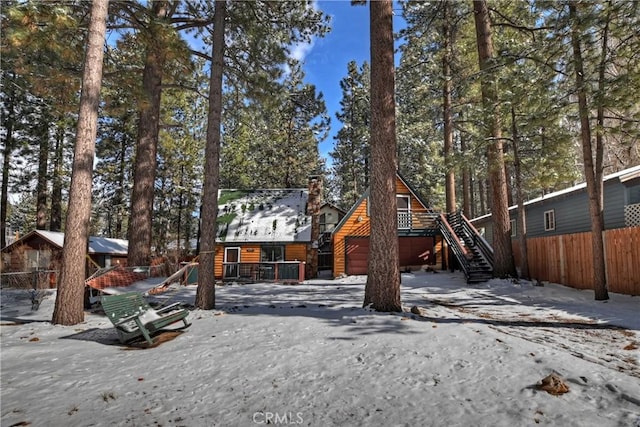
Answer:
[
  {"left": 459, "top": 213, "right": 494, "bottom": 267},
  {"left": 437, "top": 213, "right": 472, "bottom": 279}
]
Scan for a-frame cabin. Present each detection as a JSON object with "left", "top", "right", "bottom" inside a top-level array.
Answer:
[{"left": 331, "top": 173, "right": 442, "bottom": 277}]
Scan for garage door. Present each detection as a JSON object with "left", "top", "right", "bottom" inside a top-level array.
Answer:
[
  {"left": 346, "top": 236, "right": 434, "bottom": 275},
  {"left": 346, "top": 237, "right": 369, "bottom": 275}
]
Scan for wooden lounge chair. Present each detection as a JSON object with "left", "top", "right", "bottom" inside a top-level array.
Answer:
[{"left": 101, "top": 292, "right": 190, "bottom": 345}]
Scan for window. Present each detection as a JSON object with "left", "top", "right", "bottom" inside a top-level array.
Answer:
[
  {"left": 261, "top": 245, "right": 284, "bottom": 262},
  {"left": 629, "top": 184, "right": 640, "bottom": 204},
  {"left": 319, "top": 213, "right": 327, "bottom": 233},
  {"left": 510, "top": 219, "right": 517, "bottom": 237},
  {"left": 396, "top": 195, "right": 410, "bottom": 210},
  {"left": 544, "top": 210, "right": 555, "bottom": 231}
]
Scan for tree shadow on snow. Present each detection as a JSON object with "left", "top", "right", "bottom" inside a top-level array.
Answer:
[{"left": 60, "top": 327, "right": 186, "bottom": 348}]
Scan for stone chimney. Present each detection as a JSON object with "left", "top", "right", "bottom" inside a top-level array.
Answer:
[{"left": 306, "top": 175, "right": 322, "bottom": 279}]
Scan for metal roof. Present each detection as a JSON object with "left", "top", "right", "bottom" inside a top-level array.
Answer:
[{"left": 2, "top": 230, "right": 128, "bottom": 255}]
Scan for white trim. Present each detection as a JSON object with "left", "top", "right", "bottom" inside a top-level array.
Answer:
[
  {"left": 224, "top": 247, "right": 241, "bottom": 278},
  {"left": 471, "top": 165, "right": 640, "bottom": 223},
  {"left": 544, "top": 210, "right": 556, "bottom": 231}
]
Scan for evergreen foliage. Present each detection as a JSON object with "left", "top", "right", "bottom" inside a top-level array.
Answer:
[
  {"left": 1, "top": 0, "right": 638, "bottom": 291},
  {"left": 330, "top": 61, "right": 370, "bottom": 209}
]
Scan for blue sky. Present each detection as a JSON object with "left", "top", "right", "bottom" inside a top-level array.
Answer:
[{"left": 297, "top": 0, "right": 405, "bottom": 163}]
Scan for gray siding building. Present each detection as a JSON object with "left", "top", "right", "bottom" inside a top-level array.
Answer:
[{"left": 472, "top": 165, "right": 640, "bottom": 243}]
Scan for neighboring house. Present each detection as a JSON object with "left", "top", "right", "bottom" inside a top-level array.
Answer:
[
  {"left": 318, "top": 203, "right": 346, "bottom": 272},
  {"left": 319, "top": 203, "right": 346, "bottom": 234},
  {"left": 471, "top": 165, "right": 640, "bottom": 242},
  {"left": 1, "top": 229, "right": 128, "bottom": 272},
  {"left": 332, "top": 173, "right": 441, "bottom": 277},
  {"left": 469, "top": 165, "right": 640, "bottom": 295},
  {"left": 212, "top": 177, "right": 322, "bottom": 282}
]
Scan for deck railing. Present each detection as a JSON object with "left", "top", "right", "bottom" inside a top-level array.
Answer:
[
  {"left": 222, "top": 261, "right": 305, "bottom": 283},
  {"left": 397, "top": 210, "right": 439, "bottom": 230}
]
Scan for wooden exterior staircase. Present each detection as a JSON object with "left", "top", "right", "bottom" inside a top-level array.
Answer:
[{"left": 437, "top": 211, "right": 494, "bottom": 283}]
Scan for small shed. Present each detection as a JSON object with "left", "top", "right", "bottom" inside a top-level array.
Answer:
[{"left": 1, "top": 229, "right": 128, "bottom": 272}]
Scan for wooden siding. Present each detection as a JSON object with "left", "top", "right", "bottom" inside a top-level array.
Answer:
[
  {"left": 240, "top": 245, "right": 261, "bottom": 263},
  {"left": 333, "top": 199, "right": 371, "bottom": 276},
  {"left": 215, "top": 243, "right": 306, "bottom": 279},
  {"left": 629, "top": 185, "right": 640, "bottom": 204},
  {"left": 526, "top": 181, "right": 627, "bottom": 237},
  {"left": 214, "top": 246, "right": 225, "bottom": 278},
  {"left": 514, "top": 227, "right": 640, "bottom": 295},
  {"left": 286, "top": 244, "right": 307, "bottom": 261}
]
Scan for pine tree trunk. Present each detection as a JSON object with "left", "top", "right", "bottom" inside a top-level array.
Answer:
[
  {"left": 443, "top": 2, "right": 456, "bottom": 215},
  {"left": 306, "top": 176, "right": 322, "bottom": 279},
  {"left": 50, "top": 121, "right": 64, "bottom": 232},
  {"left": 568, "top": 2, "right": 608, "bottom": 300},
  {"left": 115, "top": 135, "right": 127, "bottom": 238},
  {"left": 196, "top": 0, "right": 226, "bottom": 310},
  {"left": 128, "top": 1, "right": 170, "bottom": 267},
  {"left": 1, "top": 72, "right": 16, "bottom": 250},
  {"left": 472, "top": 0, "right": 516, "bottom": 278},
  {"left": 36, "top": 120, "right": 49, "bottom": 230},
  {"left": 460, "top": 113, "right": 472, "bottom": 219},
  {"left": 52, "top": 0, "right": 108, "bottom": 326},
  {"left": 363, "top": 0, "right": 401, "bottom": 312},
  {"left": 511, "top": 106, "right": 529, "bottom": 279}
]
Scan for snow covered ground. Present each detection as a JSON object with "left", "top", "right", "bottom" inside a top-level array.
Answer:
[{"left": 1, "top": 271, "right": 639, "bottom": 427}]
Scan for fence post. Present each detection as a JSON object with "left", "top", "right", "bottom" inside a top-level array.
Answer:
[{"left": 299, "top": 262, "right": 305, "bottom": 283}]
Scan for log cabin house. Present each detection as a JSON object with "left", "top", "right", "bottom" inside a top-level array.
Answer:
[{"left": 212, "top": 176, "right": 323, "bottom": 282}]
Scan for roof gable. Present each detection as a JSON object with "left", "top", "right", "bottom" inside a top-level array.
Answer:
[
  {"left": 396, "top": 171, "right": 432, "bottom": 211},
  {"left": 320, "top": 202, "right": 347, "bottom": 215},
  {"left": 332, "top": 173, "right": 433, "bottom": 234},
  {"left": 216, "top": 189, "right": 312, "bottom": 243}
]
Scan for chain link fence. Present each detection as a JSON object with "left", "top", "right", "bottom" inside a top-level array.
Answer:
[{"left": 1, "top": 270, "right": 57, "bottom": 311}]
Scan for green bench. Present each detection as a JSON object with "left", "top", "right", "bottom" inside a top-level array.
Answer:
[{"left": 101, "top": 292, "right": 191, "bottom": 345}]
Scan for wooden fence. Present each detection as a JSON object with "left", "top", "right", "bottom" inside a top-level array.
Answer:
[{"left": 512, "top": 227, "right": 640, "bottom": 296}]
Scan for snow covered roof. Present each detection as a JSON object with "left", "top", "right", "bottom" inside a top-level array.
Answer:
[
  {"left": 3, "top": 229, "right": 128, "bottom": 255},
  {"left": 216, "top": 189, "right": 311, "bottom": 243}
]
